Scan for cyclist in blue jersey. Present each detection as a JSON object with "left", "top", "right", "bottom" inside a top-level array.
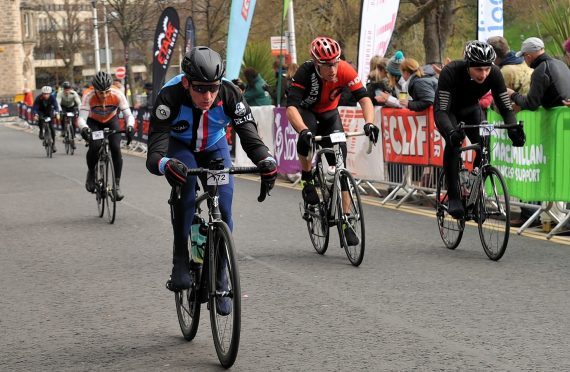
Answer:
[{"left": 146, "top": 46, "right": 277, "bottom": 294}]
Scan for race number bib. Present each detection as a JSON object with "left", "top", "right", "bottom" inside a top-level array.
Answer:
[
  {"left": 330, "top": 132, "right": 346, "bottom": 143},
  {"left": 207, "top": 171, "right": 229, "bottom": 186},
  {"left": 91, "top": 130, "right": 104, "bottom": 140}
]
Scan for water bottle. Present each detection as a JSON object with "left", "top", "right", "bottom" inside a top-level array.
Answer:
[
  {"left": 459, "top": 167, "right": 470, "bottom": 198},
  {"left": 190, "top": 216, "right": 208, "bottom": 264}
]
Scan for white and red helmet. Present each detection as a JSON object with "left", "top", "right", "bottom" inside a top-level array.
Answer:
[{"left": 310, "top": 37, "right": 341, "bottom": 64}]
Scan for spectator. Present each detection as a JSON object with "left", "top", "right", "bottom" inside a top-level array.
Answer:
[
  {"left": 280, "top": 62, "right": 299, "bottom": 106},
  {"left": 508, "top": 37, "right": 570, "bottom": 110},
  {"left": 398, "top": 58, "right": 438, "bottom": 111},
  {"left": 487, "top": 36, "right": 532, "bottom": 95},
  {"left": 243, "top": 67, "right": 273, "bottom": 106},
  {"left": 271, "top": 59, "right": 288, "bottom": 106},
  {"left": 377, "top": 50, "right": 405, "bottom": 108},
  {"left": 506, "top": 37, "right": 570, "bottom": 227},
  {"left": 366, "top": 55, "right": 390, "bottom": 106}
]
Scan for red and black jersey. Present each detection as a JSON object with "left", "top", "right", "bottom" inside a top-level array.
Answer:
[{"left": 286, "top": 60, "right": 367, "bottom": 113}]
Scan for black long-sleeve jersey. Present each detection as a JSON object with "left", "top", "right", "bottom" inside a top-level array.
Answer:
[
  {"left": 434, "top": 60, "right": 517, "bottom": 134},
  {"left": 146, "top": 75, "right": 271, "bottom": 175}
]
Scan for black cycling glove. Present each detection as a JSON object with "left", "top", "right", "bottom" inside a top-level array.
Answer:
[
  {"left": 363, "top": 123, "right": 379, "bottom": 144},
  {"left": 126, "top": 126, "right": 135, "bottom": 145},
  {"left": 449, "top": 128, "right": 465, "bottom": 146},
  {"left": 507, "top": 125, "right": 525, "bottom": 147},
  {"left": 81, "top": 127, "right": 91, "bottom": 142},
  {"left": 163, "top": 158, "right": 188, "bottom": 188}
]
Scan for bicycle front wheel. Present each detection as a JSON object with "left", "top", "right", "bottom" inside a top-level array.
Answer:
[
  {"left": 336, "top": 169, "right": 365, "bottom": 266},
  {"left": 67, "top": 123, "right": 75, "bottom": 155},
  {"left": 96, "top": 159, "right": 105, "bottom": 218},
  {"left": 45, "top": 136, "right": 53, "bottom": 158},
  {"left": 435, "top": 169, "right": 464, "bottom": 249},
  {"left": 64, "top": 126, "right": 71, "bottom": 155},
  {"left": 175, "top": 270, "right": 201, "bottom": 341},
  {"left": 104, "top": 156, "right": 117, "bottom": 224},
  {"left": 305, "top": 159, "right": 330, "bottom": 254},
  {"left": 209, "top": 221, "right": 240, "bottom": 368},
  {"left": 477, "top": 166, "right": 510, "bottom": 261}
]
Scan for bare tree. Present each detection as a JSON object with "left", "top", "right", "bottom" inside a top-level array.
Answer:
[
  {"left": 105, "top": 0, "right": 154, "bottom": 101},
  {"left": 38, "top": 0, "right": 89, "bottom": 84},
  {"left": 191, "top": 0, "right": 231, "bottom": 52}
]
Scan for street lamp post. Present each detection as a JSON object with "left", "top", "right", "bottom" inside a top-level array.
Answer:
[
  {"left": 91, "top": 0, "right": 101, "bottom": 72},
  {"left": 102, "top": 0, "right": 111, "bottom": 74}
]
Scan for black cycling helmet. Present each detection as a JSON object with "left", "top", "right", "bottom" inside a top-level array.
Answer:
[
  {"left": 62, "top": 81, "right": 72, "bottom": 89},
  {"left": 464, "top": 40, "right": 496, "bottom": 67},
  {"left": 92, "top": 71, "right": 112, "bottom": 91},
  {"left": 182, "top": 46, "right": 225, "bottom": 82}
]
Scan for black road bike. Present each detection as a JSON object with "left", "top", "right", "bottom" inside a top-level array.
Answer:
[
  {"left": 39, "top": 116, "right": 54, "bottom": 158},
  {"left": 91, "top": 128, "right": 124, "bottom": 224},
  {"left": 171, "top": 159, "right": 268, "bottom": 368},
  {"left": 62, "top": 111, "right": 76, "bottom": 155},
  {"left": 436, "top": 121, "right": 522, "bottom": 261},
  {"left": 301, "top": 131, "right": 372, "bottom": 266}
]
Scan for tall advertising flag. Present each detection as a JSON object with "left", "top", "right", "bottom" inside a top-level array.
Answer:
[
  {"left": 184, "top": 16, "right": 196, "bottom": 55},
  {"left": 357, "top": 0, "right": 401, "bottom": 82},
  {"left": 226, "top": 0, "right": 257, "bottom": 80},
  {"left": 151, "top": 7, "right": 180, "bottom": 107},
  {"left": 477, "top": 0, "right": 503, "bottom": 41}
]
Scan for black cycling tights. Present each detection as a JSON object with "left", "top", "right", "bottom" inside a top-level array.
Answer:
[{"left": 86, "top": 116, "right": 123, "bottom": 179}]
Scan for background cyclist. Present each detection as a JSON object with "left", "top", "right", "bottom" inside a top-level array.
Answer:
[
  {"left": 146, "top": 46, "right": 277, "bottom": 297},
  {"left": 32, "top": 85, "right": 60, "bottom": 153},
  {"left": 286, "top": 36, "right": 379, "bottom": 246},
  {"left": 78, "top": 71, "right": 135, "bottom": 201},
  {"left": 57, "top": 81, "right": 81, "bottom": 142},
  {"left": 434, "top": 40, "right": 525, "bottom": 219}
]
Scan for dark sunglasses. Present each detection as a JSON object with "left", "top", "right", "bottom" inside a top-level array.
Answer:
[{"left": 190, "top": 84, "right": 221, "bottom": 93}]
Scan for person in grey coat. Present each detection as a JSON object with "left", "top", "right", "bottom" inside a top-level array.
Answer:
[
  {"left": 507, "top": 37, "right": 570, "bottom": 109},
  {"left": 398, "top": 58, "right": 438, "bottom": 112}
]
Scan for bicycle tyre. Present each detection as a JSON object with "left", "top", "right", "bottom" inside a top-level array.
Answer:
[
  {"left": 96, "top": 159, "right": 105, "bottom": 218},
  {"left": 305, "top": 157, "right": 330, "bottom": 255},
  {"left": 477, "top": 166, "right": 510, "bottom": 261},
  {"left": 336, "top": 169, "right": 365, "bottom": 266},
  {"left": 67, "top": 122, "right": 75, "bottom": 155},
  {"left": 175, "top": 270, "right": 201, "bottom": 341},
  {"left": 209, "top": 221, "right": 240, "bottom": 368},
  {"left": 45, "top": 134, "right": 52, "bottom": 158},
  {"left": 435, "top": 169, "right": 464, "bottom": 250},
  {"left": 64, "top": 126, "right": 70, "bottom": 155},
  {"left": 104, "top": 156, "right": 117, "bottom": 224}
]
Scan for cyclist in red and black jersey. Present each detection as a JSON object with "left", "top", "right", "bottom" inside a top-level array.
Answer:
[{"left": 286, "top": 36, "right": 379, "bottom": 246}]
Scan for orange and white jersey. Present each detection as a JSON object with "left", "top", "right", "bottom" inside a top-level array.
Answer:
[{"left": 77, "top": 86, "right": 134, "bottom": 129}]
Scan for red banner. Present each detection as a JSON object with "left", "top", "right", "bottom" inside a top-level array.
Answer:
[{"left": 381, "top": 107, "right": 431, "bottom": 165}]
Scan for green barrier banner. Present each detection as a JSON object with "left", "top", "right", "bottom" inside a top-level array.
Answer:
[{"left": 487, "top": 107, "right": 570, "bottom": 202}]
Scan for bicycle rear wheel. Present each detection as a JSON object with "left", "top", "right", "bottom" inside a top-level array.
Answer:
[
  {"left": 175, "top": 270, "right": 201, "bottom": 341},
  {"left": 304, "top": 159, "right": 330, "bottom": 254},
  {"left": 336, "top": 169, "right": 365, "bottom": 266},
  {"left": 436, "top": 169, "right": 464, "bottom": 249},
  {"left": 104, "top": 156, "right": 117, "bottom": 224},
  {"left": 477, "top": 166, "right": 510, "bottom": 261},
  {"left": 96, "top": 159, "right": 105, "bottom": 218},
  {"left": 64, "top": 126, "right": 70, "bottom": 155},
  {"left": 209, "top": 221, "right": 240, "bottom": 368}
]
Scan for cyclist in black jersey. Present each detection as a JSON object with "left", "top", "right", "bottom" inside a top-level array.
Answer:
[
  {"left": 32, "top": 86, "right": 60, "bottom": 152},
  {"left": 146, "top": 47, "right": 277, "bottom": 292},
  {"left": 434, "top": 40, "right": 525, "bottom": 219}
]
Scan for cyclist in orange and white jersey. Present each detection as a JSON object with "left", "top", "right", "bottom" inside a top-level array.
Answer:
[
  {"left": 286, "top": 37, "right": 379, "bottom": 246},
  {"left": 78, "top": 71, "right": 135, "bottom": 201}
]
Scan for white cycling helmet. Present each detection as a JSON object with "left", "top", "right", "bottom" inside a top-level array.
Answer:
[{"left": 41, "top": 86, "right": 53, "bottom": 94}]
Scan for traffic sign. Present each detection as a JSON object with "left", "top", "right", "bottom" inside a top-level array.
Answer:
[{"left": 115, "top": 66, "right": 126, "bottom": 79}]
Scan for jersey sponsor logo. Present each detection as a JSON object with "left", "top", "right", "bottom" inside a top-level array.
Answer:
[
  {"left": 329, "top": 87, "right": 344, "bottom": 101},
  {"left": 347, "top": 75, "right": 361, "bottom": 87},
  {"left": 156, "top": 104, "right": 171, "bottom": 120},
  {"left": 234, "top": 113, "right": 253, "bottom": 125},
  {"left": 235, "top": 102, "right": 247, "bottom": 116},
  {"left": 171, "top": 120, "right": 190, "bottom": 133}
]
